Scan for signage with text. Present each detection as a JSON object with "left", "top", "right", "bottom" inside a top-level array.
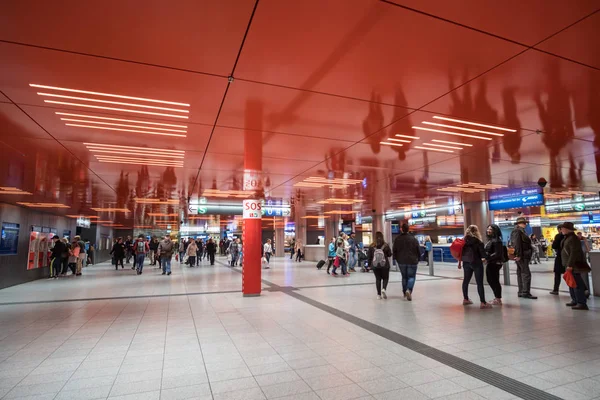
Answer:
[
  {"left": 243, "top": 200, "right": 262, "bottom": 219},
  {"left": 488, "top": 193, "right": 544, "bottom": 210}
]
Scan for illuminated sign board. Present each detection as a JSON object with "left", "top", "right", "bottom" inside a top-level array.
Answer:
[{"left": 488, "top": 187, "right": 544, "bottom": 210}]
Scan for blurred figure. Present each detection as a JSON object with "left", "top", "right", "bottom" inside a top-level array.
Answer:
[
  {"left": 550, "top": 224, "right": 564, "bottom": 295},
  {"left": 205, "top": 238, "right": 217, "bottom": 266},
  {"left": 229, "top": 238, "right": 240, "bottom": 267},
  {"left": 530, "top": 234, "right": 541, "bottom": 264},
  {"left": 110, "top": 237, "right": 125, "bottom": 270},
  {"left": 186, "top": 239, "right": 198, "bottom": 268},
  {"left": 295, "top": 240, "right": 303, "bottom": 262},
  {"left": 327, "top": 237, "right": 336, "bottom": 274}
]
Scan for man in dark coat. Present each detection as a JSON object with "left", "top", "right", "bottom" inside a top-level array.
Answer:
[
  {"left": 561, "top": 222, "right": 591, "bottom": 310},
  {"left": 550, "top": 224, "right": 564, "bottom": 295},
  {"left": 510, "top": 217, "right": 536, "bottom": 299}
]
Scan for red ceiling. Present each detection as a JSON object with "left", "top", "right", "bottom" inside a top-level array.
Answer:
[{"left": 0, "top": 0, "right": 599, "bottom": 225}]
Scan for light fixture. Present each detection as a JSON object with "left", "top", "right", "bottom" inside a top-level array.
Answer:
[
  {"left": 66, "top": 123, "right": 186, "bottom": 137},
  {"left": 414, "top": 146, "right": 454, "bottom": 153},
  {"left": 323, "top": 210, "right": 359, "bottom": 215},
  {"left": 432, "top": 139, "right": 473, "bottom": 147},
  {"left": 90, "top": 208, "right": 130, "bottom": 212},
  {"left": 0, "top": 187, "right": 32, "bottom": 195},
  {"left": 61, "top": 118, "right": 187, "bottom": 133},
  {"left": 38, "top": 93, "right": 189, "bottom": 114},
  {"left": 412, "top": 126, "right": 492, "bottom": 141},
  {"left": 65, "top": 215, "right": 99, "bottom": 218},
  {"left": 30, "top": 84, "right": 190, "bottom": 107},
  {"left": 395, "top": 134, "right": 420, "bottom": 139},
  {"left": 84, "top": 143, "right": 184, "bottom": 154},
  {"left": 134, "top": 198, "right": 179, "bottom": 205},
  {"left": 148, "top": 213, "right": 178, "bottom": 217},
  {"left": 387, "top": 138, "right": 411, "bottom": 143},
  {"left": 96, "top": 160, "right": 183, "bottom": 167},
  {"left": 433, "top": 116, "right": 516, "bottom": 132},
  {"left": 422, "top": 121, "right": 503, "bottom": 137},
  {"left": 381, "top": 141, "right": 403, "bottom": 147},
  {"left": 89, "top": 149, "right": 184, "bottom": 159},
  {"left": 56, "top": 113, "right": 188, "bottom": 128},
  {"left": 300, "top": 215, "right": 330, "bottom": 219},
  {"left": 43, "top": 100, "right": 189, "bottom": 119},
  {"left": 17, "top": 202, "right": 70, "bottom": 208},
  {"left": 421, "top": 143, "right": 462, "bottom": 150}
]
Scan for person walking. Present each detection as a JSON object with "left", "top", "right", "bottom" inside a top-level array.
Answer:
[
  {"left": 289, "top": 238, "right": 295, "bottom": 260},
  {"left": 393, "top": 223, "right": 421, "bottom": 301},
  {"left": 348, "top": 232, "right": 357, "bottom": 272},
  {"left": 124, "top": 236, "right": 133, "bottom": 264},
  {"left": 149, "top": 236, "right": 158, "bottom": 266},
  {"left": 424, "top": 236, "right": 433, "bottom": 266},
  {"left": 295, "top": 240, "right": 303, "bottom": 262},
  {"left": 550, "top": 224, "right": 565, "bottom": 295},
  {"left": 205, "top": 238, "right": 216, "bottom": 266},
  {"left": 369, "top": 231, "right": 392, "bottom": 300},
  {"left": 485, "top": 224, "right": 504, "bottom": 305},
  {"left": 511, "top": 217, "right": 536, "bottom": 299},
  {"left": 530, "top": 234, "right": 541, "bottom": 264},
  {"left": 229, "top": 239, "right": 240, "bottom": 267},
  {"left": 263, "top": 239, "right": 273, "bottom": 264},
  {"left": 110, "top": 237, "right": 125, "bottom": 270},
  {"left": 73, "top": 235, "right": 85, "bottom": 276},
  {"left": 158, "top": 235, "right": 174, "bottom": 275},
  {"left": 196, "top": 238, "right": 203, "bottom": 265},
  {"left": 326, "top": 237, "right": 336, "bottom": 274},
  {"left": 50, "top": 235, "right": 66, "bottom": 278},
  {"left": 460, "top": 225, "right": 492, "bottom": 309},
  {"left": 186, "top": 239, "right": 197, "bottom": 267},
  {"left": 561, "top": 222, "right": 590, "bottom": 310},
  {"left": 332, "top": 238, "right": 348, "bottom": 276},
  {"left": 133, "top": 235, "right": 149, "bottom": 275},
  {"left": 178, "top": 239, "right": 185, "bottom": 264}
]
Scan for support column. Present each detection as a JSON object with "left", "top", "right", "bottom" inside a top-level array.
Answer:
[
  {"left": 324, "top": 205, "right": 339, "bottom": 259},
  {"left": 242, "top": 100, "right": 263, "bottom": 297},
  {"left": 463, "top": 193, "right": 492, "bottom": 231},
  {"left": 293, "top": 197, "right": 307, "bottom": 250},
  {"left": 275, "top": 225, "right": 284, "bottom": 257},
  {"left": 371, "top": 172, "right": 392, "bottom": 244}
]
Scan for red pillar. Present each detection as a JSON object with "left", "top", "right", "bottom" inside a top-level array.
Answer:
[{"left": 242, "top": 100, "right": 263, "bottom": 296}]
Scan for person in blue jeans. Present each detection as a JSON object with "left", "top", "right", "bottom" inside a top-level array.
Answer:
[
  {"left": 459, "top": 225, "right": 492, "bottom": 309},
  {"left": 348, "top": 232, "right": 357, "bottom": 272},
  {"left": 158, "top": 236, "right": 174, "bottom": 276},
  {"left": 132, "top": 235, "right": 149, "bottom": 275},
  {"left": 332, "top": 239, "right": 347, "bottom": 276},
  {"left": 392, "top": 223, "right": 421, "bottom": 301}
]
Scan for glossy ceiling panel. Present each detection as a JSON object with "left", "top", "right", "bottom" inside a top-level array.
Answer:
[
  {"left": 219, "top": 79, "right": 412, "bottom": 141},
  {"left": 536, "top": 11, "right": 600, "bottom": 70},
  {"left": 386, "top": 0, "right": 600, "bottom": 45},
  {"left": 0, "top": 43, "right": 228, "bottom": 125},
  {"left": 0, "top": 0, "right": 256, "bottom": 76},
  {"left": 0, "top": 103, "right": 51, "bottom": 140},
  {"left": 235, "top": 0, "right": 523, "bottom": 108}
]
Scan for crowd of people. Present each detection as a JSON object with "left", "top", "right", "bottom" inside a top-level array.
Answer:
[{"left": 49, "top": 235, "right": 93, "bottom": 278}]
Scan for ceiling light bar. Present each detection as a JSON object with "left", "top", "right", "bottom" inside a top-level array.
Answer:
[
  {"left": 38, "top": 93, "right": 189, "bottom": 113},
  {"left": 422, "top": 121, "right": 503, "bottom": 137},
  {"left": 66, "top": 123, "right": 186, "bottom": 137},
  {"left": 94, "top": 154, "right": 183, "bottom": 163},
  {"left": 432, "top": 139, "right": 473, "bottom": 147},
  {"left": 148, "top": 213, "right": 178, "bottom": 217},
  {"left": 412, "top": 126, "right": 492, "bottom": 141},
  {"left": 30, "top": 84, "right": 190, "bottom": 107},
  {"left": 89, "top": 149, "right": 184, "bottom": 159},
  {"left": 293, "top": 182, "right": 324, "bottom": 187},
  {"left": 300, "top": 216, "right": 330, "bottom": 219},
  {"left": 421, "top": 143, "right": 462, "bottom": 150},
  {"left": 44, "top": 100, "right": 189, "bottom": 119},
  {"left": 56, "top": 113, "right": 187, "bottom": 128},
  {"left": 17, "top": 202, "right": 70, "bottom": 208},
  {"left": 433, "top": 116, "right": 516, "bottom": 132},
  {"left": 381, "top": 141, "right": 403, "bottom": 147},
  {"left": 387, "top": 138, "right": 411, "bottom": 143},
  {"left": 90, "top": 208, "right": 130, "bottom": 212},
  {"left": 96, "top": 160, "right": 184, "bottom": 168},
  {"left": 414, "top": 146, "right": 454, "bottom": 153},
  {"left": 61, "top": 118, "right": 187, "bottom": 133},
  {"left": 134, "top": 198, "right": 179, "bottom": 204},
  {"left": 65, "top": 215, "right": 99, "bottom": 218},
  {"left": 84, "top": 143, "right": 184, "bottom": 154},
  {"left": 395, "top": 134, "right": 420, "bottom": 139}
]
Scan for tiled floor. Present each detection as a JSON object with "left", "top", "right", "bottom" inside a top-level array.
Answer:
[{"left": 0, "top": 256, "right": 598, "bottom": 400}]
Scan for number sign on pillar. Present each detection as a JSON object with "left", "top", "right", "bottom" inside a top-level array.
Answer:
[{"left": 242, "top": 199, "right": 262, "bottom": 296}]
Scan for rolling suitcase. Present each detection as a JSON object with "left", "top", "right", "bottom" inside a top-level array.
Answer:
[{"left": 316, "top": 260, "right": 326, "bottom": 270}]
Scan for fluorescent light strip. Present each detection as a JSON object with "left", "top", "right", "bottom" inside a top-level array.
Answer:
[
  {"left": 88, "top": 149, "right": 184, "bottom": 159},
  {"left": 387, "top": 138, "right": 411, "bottom": 143},
  {"left": 414, "top": 146, "right": 454, "bottom": 153},
  {"left": 95, "top": 155, "right": 183, "bottom": 164},
  {"left": 84, "top": 143, "right": 184, "bottom": 153},
  {"left": 422, "top": 143, "right": 462, "bottom": 150},
  {"left": 395, "top": 134, "right": 420, "bottom": 139},
  {"left": 61, "top": 119, "right": 187, "bottom": 133},
  {"left": 412, "top": 126, "right": 492, "bottom": 141},
  {"left": 97, "top": 160, "right": 183, "bottom": 167},
  {"left": 44, "top": 100, "right": 189, "bottom": 119},
  {"left": 39, "top": 93, "right": 188, "bottom": 114},
  {"left": 380, "top": 141, "right": 403, "bottom": 147},
  {"left": 56, "top": 112, "right": 187, "bottom": 128},
  {"left": 30, "top": 84, "right": 190, "bottom": 107},
  {"left": 432, "top": 116, "right": 516, "bottom": 132},
  {"left": 432, "top": 139, "right": 473, "bottom": 147},
  {"left": 66, "top": 123, "right": 187, "bottom": 137},
  {"left": 422, "top": 121, "right": 503, "bottom": 137}
]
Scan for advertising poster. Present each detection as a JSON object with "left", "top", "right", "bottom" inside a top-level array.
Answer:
[
  {"left": 0, "top": 222, "right": 20, "bottom": 255},
  {"left": 27, "top": 229, "right": 40, "bottom": 269}
]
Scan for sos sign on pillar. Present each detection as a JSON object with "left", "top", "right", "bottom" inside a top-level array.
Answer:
[{"left": 242, "top": 199, "right": 262, "bottom": 296}]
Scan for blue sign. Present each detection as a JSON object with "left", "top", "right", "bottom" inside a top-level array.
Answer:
[
  {"left": 489, "top": 187, "right": 542, "bottom": 201},
  {"left": 0, "top": 222, "right": 20, "bottom": 255},
  {"left": 488, "top": 193, "right": 544, "bottom": 210}
]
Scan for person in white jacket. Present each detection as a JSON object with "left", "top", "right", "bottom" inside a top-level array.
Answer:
[{"left": 263, "top": 239, "right": 273, "bottom": 265}]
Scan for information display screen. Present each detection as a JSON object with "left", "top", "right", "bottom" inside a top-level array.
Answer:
[
  {"left": 488, "top": 187, "right": 544, "bottom": 210},
  {"left": 0, "top": 222, "right": 20, "bottom": 255}
]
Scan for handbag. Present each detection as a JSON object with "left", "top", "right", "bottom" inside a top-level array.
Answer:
[
  {"left": 563, "top": 269, "right": 577, "bottom": 288},
  {"left": 333, "top": 256, "right": 340, "bottom": 267}
]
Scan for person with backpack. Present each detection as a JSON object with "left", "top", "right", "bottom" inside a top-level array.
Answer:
[
  {"left": 158, "top": 235, "right": 174, "bottom": 275},
  {"left": 460, "top": 225, "right": 492, "bottom": 309},
  {"left": 510, "top": 217, "right": 537, "bottom": 299},
  {"left": 485, "top": 224, "right": 505, "bottom": 305},
  {"left": 133, "top": 235, "right": 149, "bottom": 275},
  {"left": 326, "top": 237, "right": 336, "bottom": 274},
  {"left": 393, "top": 223, "right": 421, "bottom": 301},
  {"left": 369, "top": 231, "right": 392, "bottom": 300}
]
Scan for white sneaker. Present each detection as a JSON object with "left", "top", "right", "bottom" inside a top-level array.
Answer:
[
  {"left": 382, "top": 289, "right": 387, "bottom": 299},
  {"left": 405, "top": 290, "right": 412, "bottom": 301},
  {"left": 377, "top": 295, "right": 382, "bottom": 300}
]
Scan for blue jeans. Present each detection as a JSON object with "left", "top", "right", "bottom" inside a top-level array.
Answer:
[
  {"left": 569, "top": 272, "right": 587, "bottom": 305},
  {"left": 179, "top": 251, "right": 185, "bottom": 263},
  {"left": 399, "top": 264, "right": 417, "bottom": 293},
  {"left": 135, "top": 254, "right": 145, "bottom": 272},
  {"left": 333, "top": 258, "right": 347, "bottom": 275},
  {"left": 162, "top": 257, "right": 172, "bottom": 274},
  {"left": 348, "top": 252, "right": 357, "bottom": 269}
]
